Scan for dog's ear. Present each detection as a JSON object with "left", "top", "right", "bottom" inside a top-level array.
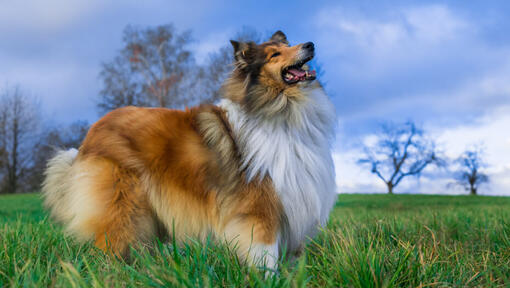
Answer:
[
  {"left": 230, "top": 40, "right": 258, "bottom": 68},
  {"left": 270, "top": 30, "right": 288, "bottom": 45},
  {"left": 230, "top": 40, "right": 242, "bottom": 54}
]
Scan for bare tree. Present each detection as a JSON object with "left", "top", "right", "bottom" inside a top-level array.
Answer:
[
  {"left": 358, "top": 121, "right": 443, "bottom": 194},
  {"left": 452, "top": 146, "right": 489, "bottom": 195},
  {"left": 0, "top": 86, "right": 39, "bottom": 193},
  {"left": 98, "top": 24, "right": 194, "bottom": 113},
  {"left": 0, "top": 111, "right": 6, "bottom": 172}
]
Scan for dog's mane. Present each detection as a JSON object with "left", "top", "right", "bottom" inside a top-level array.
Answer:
[{"left": 218, "top": 83, "right": 337, "bottom": 251}]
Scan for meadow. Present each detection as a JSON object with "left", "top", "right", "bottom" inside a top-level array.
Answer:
[{"left": 1, "top": 193, "right": 509, "bottom": 287}]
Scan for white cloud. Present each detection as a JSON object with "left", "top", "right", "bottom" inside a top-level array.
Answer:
[
  {"left": 431, "top": 105, "right": 510, "bottom": 160},
  {"left": 316, "top": 4, "right": 470, "bottom": 57},
  {"left": 333, "top": 149, "right": 385, "bottom": 193},
  {"left": 403, "top": 5, "right": 469, "bottom": 43},
  {"left": 320, "top": 16, "right": 405, "bottom": 54}
]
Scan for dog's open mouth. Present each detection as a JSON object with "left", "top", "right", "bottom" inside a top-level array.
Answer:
[{"left": 282, "top": 56, "right": 316, "bottom": 84}]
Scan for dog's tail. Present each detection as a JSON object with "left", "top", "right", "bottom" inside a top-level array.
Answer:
[{"left": 42, "top": 149, "right": 79, "bottom": 225}]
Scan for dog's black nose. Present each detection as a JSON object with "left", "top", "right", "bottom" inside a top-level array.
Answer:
[{"left": 303, "top": 42, "right": 314, "bottom": 51}]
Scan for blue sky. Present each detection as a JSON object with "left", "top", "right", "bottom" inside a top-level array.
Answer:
[{"left": 1, "top": 0, "right": 509, "bottom": 194}]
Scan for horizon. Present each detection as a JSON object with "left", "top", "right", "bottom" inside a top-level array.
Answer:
[{"left": 1, "top": 0, "right": 509, "bottom": 195}]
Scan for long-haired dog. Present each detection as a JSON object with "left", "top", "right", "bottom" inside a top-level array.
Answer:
[{"left": 43, "top": 31, "right": 336, "bottom": 269}]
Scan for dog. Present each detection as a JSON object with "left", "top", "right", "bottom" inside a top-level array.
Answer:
[{"left": 42, "top": 31, "right": 337, "bottom": 269}]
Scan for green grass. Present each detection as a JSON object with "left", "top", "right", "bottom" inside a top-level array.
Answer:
[{"left": 1, "top": 193, "right": 509, "bottom": 287}]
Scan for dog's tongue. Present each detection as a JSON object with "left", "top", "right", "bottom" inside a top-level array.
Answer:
[{"left": 288, "top": 68, "right": 306, "bottom": 77}]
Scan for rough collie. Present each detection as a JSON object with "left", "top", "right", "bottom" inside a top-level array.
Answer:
[{"left": 43, "top": 31, "right": 336, "bottom": 269}]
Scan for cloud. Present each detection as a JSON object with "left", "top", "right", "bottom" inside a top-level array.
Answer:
[{"left": 316, "top": 4, "right": 470, "bottom": 64}]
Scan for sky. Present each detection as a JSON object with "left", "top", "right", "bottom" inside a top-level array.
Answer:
[{"left": 0, "top": 0, "right": 509, "bottom": 195}]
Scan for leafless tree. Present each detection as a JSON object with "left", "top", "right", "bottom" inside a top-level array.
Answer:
[
  {"left": 0, "top": 112, "right": 6, "bottom": 171},
  {"left": 98, "top": 24, "right": 194, "bottom": 113},
  {"left": 0, "top": 86, "right": 40, "bottom": 193},
  {"left": 358, "top": 121, "right": 443, "bottom": 194},
  {"left": 452, "top": 146, "right": 489, "bottom": 195}
]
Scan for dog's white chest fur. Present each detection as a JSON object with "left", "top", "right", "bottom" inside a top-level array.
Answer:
[{"left": 220, "top": 87, "right": 337, "bottom": 251}]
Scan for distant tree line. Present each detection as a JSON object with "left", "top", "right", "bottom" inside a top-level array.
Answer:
[{"left": 0, "top": 86, "right": 89, "bottom": 193}]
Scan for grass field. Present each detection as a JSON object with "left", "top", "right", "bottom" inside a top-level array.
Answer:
[{"left": 1, "top": 193, "right": 509, "bottom": 287}]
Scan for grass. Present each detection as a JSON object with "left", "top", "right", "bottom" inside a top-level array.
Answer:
[{"left": 1, "top": 193, "right": 509, "bottom": 287}]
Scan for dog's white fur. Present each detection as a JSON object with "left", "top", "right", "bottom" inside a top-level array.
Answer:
[
  {"left": 43, "top": 149, "right": 108, "bottom": 240},
  {"left": 219, "top": 84, "right": 337, "bottom": 252},
  {"left": 42, "top": 148, "right": 78, "bottom": 225}
]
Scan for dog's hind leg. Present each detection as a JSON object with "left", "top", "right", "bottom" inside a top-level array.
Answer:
[{"left": 82, "top": 158, "right": 158, "bottom": 258}]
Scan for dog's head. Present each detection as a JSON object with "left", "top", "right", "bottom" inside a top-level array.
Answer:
[
  {"left": 224, "top": 31, "right": 320, "bottom": 116},
  {"left": 230, "top": 31, "right": 316, "bottom": 86}
]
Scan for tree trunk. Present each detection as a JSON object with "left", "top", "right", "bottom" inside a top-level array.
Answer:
[
  {"left": 7, "top": 118, "right": 19, "bottom": 194},
  {"left": 387, "top": 182, "right": 394, "bottom": 194},
  {"left": 470, "top": 186, "right": 477, "bottom": 195}
]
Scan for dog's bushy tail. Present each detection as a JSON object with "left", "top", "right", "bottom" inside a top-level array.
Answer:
[{"left": 42, "top": 149, "right": 79, "bottom": 224}]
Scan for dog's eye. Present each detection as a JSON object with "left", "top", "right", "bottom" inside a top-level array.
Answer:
[{"left": 270, "top": 52, "right": 281, "bottom": 58}]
